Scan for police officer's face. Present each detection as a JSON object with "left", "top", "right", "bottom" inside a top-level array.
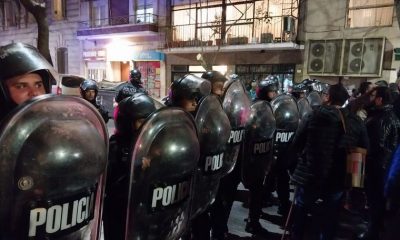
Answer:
[
  {"left": 134, "top": 118, "right": 146, "bottom": 131},
  {"left": 84, "top": 90, "right": 96, "bottom": 101},
  {"left": 181, "top": 98, "right": 197, "bottom": 112},
  {"left": 5, "top": 73, "right": 45, "bottom": 104},
  {"left": 267, "top": 91, "right": 277, "bottom": 100},
  {"left": 212, "top": 81, "right": 224, "bottom": 97}
]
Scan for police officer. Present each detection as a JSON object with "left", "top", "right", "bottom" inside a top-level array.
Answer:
[
  {"left": 260, "top": 76, "right": 292, "bottom": 217},
  {"left": 0, "top": 43, "right": 55, "bottom": 123},
  {"left": 104, "top": 93, "right": 157, "bottom": 240},
  {"left": 80, "top": 79, "right": 109, "bottom": 123},
  {"left": 0, "top": 43, "right": 108, "bottom": 239},
  {"left": 256, "top": 75, "right": 279, "bottom": 102},
  {"left": 191, "top": 71, "right": 228, "bottom": 240},
  {"left": 241, "top": 76, "right": 278, "bottom": 236},
  {"left": 291, "top": 83, "right": 308, "bottom": 100},
  {"left": 202, "top": 70, "right": 226, "bottom": 99},
  {"left": 115, "top": 69, "right": 148, "bottom": 103},
  {"left": 168, "top": 74, "right": 210, "bottom": 114}
]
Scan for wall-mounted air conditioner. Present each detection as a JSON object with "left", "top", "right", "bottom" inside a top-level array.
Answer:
[
  {"left": 342, "top": 38, "right": 384, "bottom": 76},
  {"left": 307, "top": 39, "right": 342, "bottom": 75},
  {"left": 307, "top": 38, "right": 386, "bottom": 77}
]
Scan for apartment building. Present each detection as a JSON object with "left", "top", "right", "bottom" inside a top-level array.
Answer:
[
  {"left": 0, "top": 0, "right": 167, "bottom": 99},
  {"left": 0, "top": 0, "right": 82, "bottom": 75},
  {"left": 164, "top": 0, "right": 303, "bottom": 93},
  {"left": 301, "top": 0, "right": 399, "bottom": 87},
  {"left": 2, "top": 1, "right": 396, "bottom": 98}
]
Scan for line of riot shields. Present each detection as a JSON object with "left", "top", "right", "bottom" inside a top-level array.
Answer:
[{"left": 0, "top": 73, "right": 325, "bottom": 239}]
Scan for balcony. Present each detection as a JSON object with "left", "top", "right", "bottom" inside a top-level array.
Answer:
[
  {"left": 163, "top": 16, "right": 298, "bottom": 51},
  {"left": 77, "top": 13, "right": 159, "bottom": 40}
]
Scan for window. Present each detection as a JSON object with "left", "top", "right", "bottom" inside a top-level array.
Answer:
[
  {"left": 136, "top": 0, "right": 153, "bottom": 23},
  {"left": 4, "top": 1, "right": 18, "bottom": 28},
  {"left": 171, "top": 0, "right": 299, "bottom": 44},
  {"left": 53, "top": 0, "right": 66, "bottom": 21},
  {"left": 347, "top": 0, "right": 394, "bottom": 28}
]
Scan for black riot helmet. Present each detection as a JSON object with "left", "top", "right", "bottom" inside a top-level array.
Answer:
[
  {"left": 170, "top": 74, "right": 211, "bottom": 107},
  {"left": 0, "top": 43, "right": 57, "bottom": 122},
  {"left": 201, "top": 70, "right": 227, "bottom": 97},
  {"left": 129, "top": 69, "right": 142, "bottom": 84},
  {"left": 115, "top": 93, "right": 156, "bottom": 137},
  {"left": 80, "top": 79, "right": 98, "bottom": 102},
  {"left": 291, "top": 82, "right": 308, "bottom": 99},
  {"left": 256, "top": 75, "right": 279, "bottom": 101}
]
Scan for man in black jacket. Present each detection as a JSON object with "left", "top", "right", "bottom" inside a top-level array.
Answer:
[
  {"left": 290, "top": 83, "right": 368, "bottom": 240},
  {"left": 358, "top": 86, "right": 400, "bottom": 240}
]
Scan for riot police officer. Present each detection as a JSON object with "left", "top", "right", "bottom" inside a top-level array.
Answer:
[
  {"left": 168, "top": 74, "right": 211, "bottom": 114},
  {"left": 261, "top": 77, "right": 296, "bottom": 218},
  {"left": 202, "top": 70, "right": 226, "bottom": 99},
  {"left": 0, "top": 43, "right": 55, "bottom": 122},
  {"left": 80, "top": 78, "right": 109, "bottom": 123},
  {"left": 104, "top": 93, "right": 157, "bottom": 240},
  {"left": 115, "top": 69, "right": 147, "bottom": 103},
  {"left": 256, "top": 75, "right": 279, "bottom": 102},
  {"left": 291, "top": 83, "right": 308, "bottom": 100},
  {"left": 241, "top": 77, "right": 277, "bottom": 236},
  {"left": 0, "top": 43, "right": 108, "bottom": 239}
]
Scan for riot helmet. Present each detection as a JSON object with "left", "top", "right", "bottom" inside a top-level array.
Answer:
[
  {"left": 291, "top": 82, "right": 308, "bottom": 99},
  {"left": 170, "top": 74, "right": 211, "bottom": 113},
  {"left": 0, "top": 43, "right": 56, "bottom": 122},
  {"left": 80, "top": 79, "right": 98, "bottom": 103},
  {"left": 201, "top": 70, "right": 227, "bottom": 97},
  {"left": 129, "top": 69, "right": 142, "bottom": 84},
  {"left": 115, "top": 93, "right": 156, "bottom": 137},
  {"left": 256, "top": 75, "right": 279, "bottom": 101}
]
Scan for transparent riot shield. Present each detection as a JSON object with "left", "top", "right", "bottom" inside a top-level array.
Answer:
[
  {"left": 0, "top": 95, "right": 108, "bottom": 240},
  {"left": 191, "top": 95, "right": 231, "bottom": 218},
  {"left": 221, "top": 80, "right": 251, "bottom": 175},
  {"left": 297, "top": 97, "right": 312, "bottom": 120},
  {"left": 307, "top": 90, "right": 323, "bottom": 108},
  {"left": 242, "top": 100, "right": 276, "bottom": 188},
  {"left": 271, "top": 94, "right": 300, "bottom": 166},
  {"left": 125, "top": 108, "right": 200, "bottom": 240}
]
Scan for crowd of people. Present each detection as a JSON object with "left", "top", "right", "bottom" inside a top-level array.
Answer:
[{"left": 0, "top": 42, "right": 400, "bottom": 240}]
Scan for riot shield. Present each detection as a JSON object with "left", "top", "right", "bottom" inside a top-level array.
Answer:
[
  {"left": 126, "top": 108, "right": 199, "bottom": 240},
  {"left": 221, "top": 80, "right": 251, "bottom": 175},
  {"left": 307, "top": 90, "right": 323, "bottom": 108},
  {"left": 297, "top": 97, "right": 312, "bottom": 120},
  {"left": 191, "top": 95, "right": 231, "bottom": 218},
  {"left": 242, "top": 100, "right": 276, "bottom": 188},
  {"left": 0, "top": 95, "right": 108, "bottom": 240},
  {"left": 271, "top": 94, "right": 300, "bottom": 166}
]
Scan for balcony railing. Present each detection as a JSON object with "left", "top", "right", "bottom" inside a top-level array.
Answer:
[
  {"left": 164, "top": 16, "right": 297, "bottom": 48},
  {"left": 78, "top": 13, "right": 158, "bottom": 29}
]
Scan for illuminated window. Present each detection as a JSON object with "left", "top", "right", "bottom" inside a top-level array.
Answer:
[
  {"left": 53, "top": 0, "right": 66, "bottom": 21},
  {"left": 136, "top": 0, "right": 153, "bottom": 23},
  {"left": 347, "top": 0, "right": 393, "bottom": 28}
]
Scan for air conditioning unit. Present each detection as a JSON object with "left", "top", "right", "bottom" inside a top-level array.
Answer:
[
  {"left": 342, "top": 38, "right": 384, "bottom": 76},
  {"left": 307, "top": 40, "right": 342, "bottom": 75}
]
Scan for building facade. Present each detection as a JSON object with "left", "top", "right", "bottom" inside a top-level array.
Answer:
[
  {"left": 163, "top": 0, "right": 303, "bottom": 93},
  {"left": 0, "top": 0, "right": 82, "bottom": 75},
  {"left": 1, "top": 0, "right": 398, "bottom": 99},
  {"left": 300, "top": 0, "right": 399, "bottom": 87}
]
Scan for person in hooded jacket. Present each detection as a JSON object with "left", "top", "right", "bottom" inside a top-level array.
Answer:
[
  {"left": 289, "top": 83, "right": 368, "bottom": 240},
  {"left": 0, "top": 43, "right": 55, "bottom": 123},
  {"left": 79, "top": 79, "right": 109, "bottom": 123},
  {"left": 103, "top": 93, "right": 156, "bottom": 240}
]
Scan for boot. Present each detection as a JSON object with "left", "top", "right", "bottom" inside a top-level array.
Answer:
[{"left": 244, "top": 219, "right": 270, "bottom": 237}]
